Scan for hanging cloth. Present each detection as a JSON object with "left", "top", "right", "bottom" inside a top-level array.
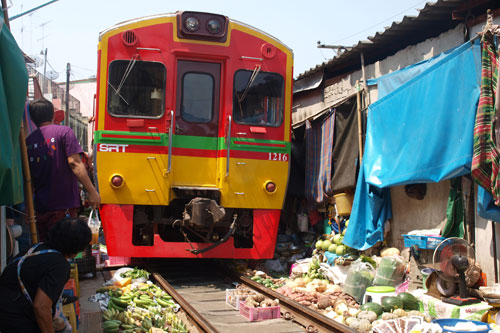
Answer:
[
  {"left": 471, "top": 33, "right": 500, "bottom": 204},
  {"left": 342, "top": 162, "right": 392, "bottom": 250},
  {"left": 331, "top": 98, "right": 359, "bottom": 192},
  {"left": 442, "top": 177, "right": 465, "bottom": 238},
  {"left": 305, "top": 111, "right": 335, "bottom": 202}
]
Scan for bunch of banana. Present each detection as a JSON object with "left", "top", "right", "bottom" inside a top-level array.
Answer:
[
  {"left": 170, "top": 316, "right": 188, "bottom": 333},
  {"left": 107, "top": 298, "right": 126, "bottom": 312},
  {"left": 152, "top": 315, "right": 166, "bottom": 329},
  {"left": 156, "top": 296, "right": 175, "bottom": 308},
  {"left": 142, "top": 317, "right": 153, "bottom": 330},
  {"left": 102, "top": 319, "right": 121, "bottom": 332},
  {"left": 102, "top": 308, "right": 120, "bottom": 321},
  {"left": 133, "top": 294, "right": 155, "bottom": 308},
  {"left": 111, "top": 292, "right": 132, "bottom": 308}
]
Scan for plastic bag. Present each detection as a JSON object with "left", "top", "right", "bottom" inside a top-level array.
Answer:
[
  {"left": 290, "top": 258, "right": 311, "bottom": 279},
  {"left": 342, "top": 260, "right": 375, "bottom": 303},
  {"left": 373, "top": 255, "right": 406, "bottom": 287},
  {"left": 319, "top": 262, "right": 350, "bottom": 285},
  {"left": 88, "top": 209, "right": 101, "bottom": 245}
]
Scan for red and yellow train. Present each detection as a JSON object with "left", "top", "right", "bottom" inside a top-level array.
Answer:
[{"left": 94, "top": 11, "right": 293, "bottom": 258}]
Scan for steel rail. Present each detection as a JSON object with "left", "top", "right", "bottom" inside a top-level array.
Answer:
[
  {"left": 152, "top": 272, "right": 219, "bottom": 333},
  {"left": 236, "top": 275, "right": 356, "bottom": 333}
]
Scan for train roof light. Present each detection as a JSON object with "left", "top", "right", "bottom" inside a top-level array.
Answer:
[
  {"left": 207, "top": 18, "right": 222, "bottom": 35},
  {"left": 177, "top": 11, "right": 228, "bottom": 42},
  {"left": 184, "top": 16, "right": 200, "bottom": 32}
]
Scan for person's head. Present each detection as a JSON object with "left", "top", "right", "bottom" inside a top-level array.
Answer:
[
  {"left": 46, "top": 217, "right": 91, "bottom": 257},
  {"left": 29, "top": 98, "right": 54, "bottom": 127}
]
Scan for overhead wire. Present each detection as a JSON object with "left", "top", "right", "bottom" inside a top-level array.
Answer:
[{"left": 332, "top": 0, "right": 428, "bottom": 45}]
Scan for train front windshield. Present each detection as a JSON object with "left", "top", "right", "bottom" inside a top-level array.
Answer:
[
  {"left": 107, "top": 60, "right": 166, "bottom": 118},
  {"left": 233, "top": 70, "right": 283, "bottom": 127}
]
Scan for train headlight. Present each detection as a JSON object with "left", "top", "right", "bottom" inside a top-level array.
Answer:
[
  {"left": 184, "top": 16, "right": 200, "bottom": 32},
  {"left": 264, "top": 181, "right": 277, "bottom": 194},
  {"left": 110, "top": 174, "right": 124, "bottom": 188},
  {"left": 207, "top": 18, "right": 222, "bottom": 34}
]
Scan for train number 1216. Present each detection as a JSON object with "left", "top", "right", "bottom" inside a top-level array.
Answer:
[{"left": 268, "top": 153, "right": 288, "bottom": 161}]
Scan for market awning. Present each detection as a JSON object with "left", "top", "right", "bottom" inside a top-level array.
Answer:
[
  {"left": 0, "top": 11, "right": 29, "bottom": 205},
  {"left": 344, "top": 40, "right": 481, "bottom": 250},
  {"left": 364, "top": 40, "right": 481, "bottom": 187}
]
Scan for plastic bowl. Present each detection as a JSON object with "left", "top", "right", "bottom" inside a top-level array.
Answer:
[{"left": 432, "top": 319, "right": 490, "bottom": 333}]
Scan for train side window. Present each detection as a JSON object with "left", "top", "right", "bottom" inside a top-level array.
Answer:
[
  {"left": 233, "top": 70, "right": 283, "bottom": 127},
  {"left": 181, "top": 72, "right": 214, "bottom": 123},
  {"left": 107, "top": 60, "right": 166, "bottom": 118}
]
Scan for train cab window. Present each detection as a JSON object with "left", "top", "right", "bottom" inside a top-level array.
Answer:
[
  {"left": 233, "top": 70, "right": 283, "bottom": 126},
  {"left": 107, "top": 60, "right": 166, "bottom": 118},
  {"left": 181, "top": 73, "right": 214, "bottom": 123}
]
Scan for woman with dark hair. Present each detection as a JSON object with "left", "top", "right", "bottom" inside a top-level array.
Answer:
[{"left": 0, "top": 217, "right": 91, "bottom": 333}]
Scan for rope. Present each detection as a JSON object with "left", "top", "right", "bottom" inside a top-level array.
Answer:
[{"left": 6, "top": 205, "right": 28, "bottom": 217}]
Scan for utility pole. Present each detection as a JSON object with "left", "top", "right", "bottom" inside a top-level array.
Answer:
[
  {"left": 42, "top": 48, "right": 47, "bottom": 95},
  {"left": 65, "top": 63, "right": 70, "bottom": 127},
  {"left": 316, "top": 41, "right": 351, "bottom": 55},
  {"left": 1, "top": 0, "right": 10, "bottom": 28}
]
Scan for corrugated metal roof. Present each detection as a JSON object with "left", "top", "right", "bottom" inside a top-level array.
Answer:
[{"left": 295, "top": 0, "right": 496, "bottom": 81}]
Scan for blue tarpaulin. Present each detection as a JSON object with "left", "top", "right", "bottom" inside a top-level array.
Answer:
[
  {"left": 343, "top": 166, "right": 392, "bottom": 250},
  {"left": 478, "top": 186, "right": 500, "bottom": 222},
  {"left": 364, "top": 41, "right": 481, "bottom": 187},
  {"left": 343, "top": 40, "right": 481, "bottom": 250},
  {"left": 367, "top": 46, "right": 455, "bottom": 100}
]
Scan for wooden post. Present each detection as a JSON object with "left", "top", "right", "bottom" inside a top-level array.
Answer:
[
  {"left": 356, "top": 81, "right": 364, "bottom": 164},
  {"left": 19, "top": 121, "right": 38, "bottom": 243}
]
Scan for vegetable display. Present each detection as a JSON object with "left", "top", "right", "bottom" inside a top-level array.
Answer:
[
  {"left": 381, "top": 296, "right": 404, "bottom": 312},
  {"left": 120, "top": 267, "right": 151, "bottom": 280},
  {"left": 397, "top": 292, "right": 420, "bottom": 311},
  {"left": 97, "top": 271, "right": 188, "bottom": 333},
  {"left": 342, "top": 261, "right": 375, "bottom": 303},
  {"left": 373, "top": 256, "right": 406, "bottom": 287}
]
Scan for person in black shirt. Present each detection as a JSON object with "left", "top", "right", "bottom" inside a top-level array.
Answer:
[{"left": 0, "top": 217, "right": 91, "bottom": 333}]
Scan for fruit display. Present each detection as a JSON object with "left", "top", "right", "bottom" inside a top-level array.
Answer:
[
  {"left": 248, "top": 270, "right": 286, "bottom": 289},
  {"left": 119, "top": 267, "right": 151, "bottom": 280},
  {"left": 243, "top": 293, "right": 279, "bottom": 308},
  {"left": 97, "top": 274, "right": 188, "bottom": 333},
  {"left": 313, "top": 230, "right": 357, "bottom": 258}
]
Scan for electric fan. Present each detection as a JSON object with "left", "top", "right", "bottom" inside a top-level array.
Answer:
[{"left": 432, "top": 237, "right": 480, "bottom": 305}]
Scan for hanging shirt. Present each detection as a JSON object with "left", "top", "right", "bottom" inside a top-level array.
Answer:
[{"left": 26, "top": 124, "right": 83, "bottom": 212}]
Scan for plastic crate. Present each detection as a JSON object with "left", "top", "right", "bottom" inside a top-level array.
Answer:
[
  {"left": 226, "top": 289, "right": 255, "bottom": 310},
  {"left": 402, "top": 234, "right": 445, "bottom": 250},
  {"left": 239, "top": 300, "right": 280, "bottom": 321},
  {"left": 75, "top": 255, "right": 96, "bottom": 277}
]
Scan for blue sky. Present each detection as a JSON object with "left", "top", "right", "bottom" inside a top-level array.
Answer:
[{"left": 7, "top": 0, "right": 426, "bottom": 81}]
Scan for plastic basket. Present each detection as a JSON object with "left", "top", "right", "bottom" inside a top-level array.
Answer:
[
  {"left": 402, "top": 234, "right": 445, "bottom": 250},
  {"left": 225, "top": 289, "right": 255, "bottom": 310},
  {"left": 239, "top": 300, "right": 280, "bottom": 321}
]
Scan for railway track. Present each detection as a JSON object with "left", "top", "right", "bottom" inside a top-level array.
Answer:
[{"left": 145, "top": 259, "right": 355, "bottom": 333}]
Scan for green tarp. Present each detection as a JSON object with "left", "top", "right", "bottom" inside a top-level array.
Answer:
[{"left": 0, "top": 12, "right": 28, "bottom": 205}]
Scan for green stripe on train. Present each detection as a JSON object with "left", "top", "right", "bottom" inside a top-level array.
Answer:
[{"left": 94, "top": 131, "right": 290, "bottom": 152}]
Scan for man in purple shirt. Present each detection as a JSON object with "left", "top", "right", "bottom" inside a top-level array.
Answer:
[{"left": 26, "top": 98, "right": 101, "bottom": 241}]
